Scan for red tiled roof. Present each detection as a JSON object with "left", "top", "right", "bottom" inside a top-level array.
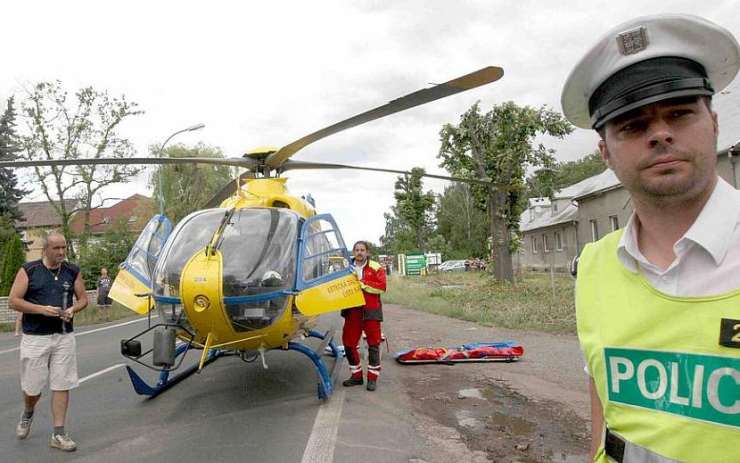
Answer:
[
  {"left": 16, "top": 199, "right": 78, "bottom": 229},
  {"left": 69, "top": 194, "right": 155, "bottom": 235}
]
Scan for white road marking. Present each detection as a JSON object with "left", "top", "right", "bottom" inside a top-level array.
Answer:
[
  {"left": 79, "top": 363, "right": 126, "bottom": 384},
  {"left": 0, "top": 315, "right": 156, "bottom": 356},
  {"left": 75, "top": 315, "right": 157, "bottom": 338},
  {"left": 300, "top": 389, "right": 346, "bottom": 463}
]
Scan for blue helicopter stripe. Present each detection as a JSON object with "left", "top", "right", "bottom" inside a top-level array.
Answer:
[
  {"left": 120, "top": 262, "right": 152, "bottom": 288},
  {"left": 154, "top": 295, "right": 181, "bottom": 304},
  {"left": 223, "top": 290, "right": 292, "bottom": 305},
  {"left": 303, "top": 267, "right": 353, "bottom": 287},
  {"left": 152, "top": 291, "right": 293, "bottom": 306}
]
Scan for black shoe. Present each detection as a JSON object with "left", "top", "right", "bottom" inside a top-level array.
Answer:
[
  {"left": 366, "top": 379, "right": 377, "bottom": 391},
  {"left": 343, "top": 377, "right": 364, "bottom": 387}
]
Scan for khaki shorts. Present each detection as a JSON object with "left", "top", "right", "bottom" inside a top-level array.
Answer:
[{"left": 20, "top": 333, "right": 79, "bottom": 395}]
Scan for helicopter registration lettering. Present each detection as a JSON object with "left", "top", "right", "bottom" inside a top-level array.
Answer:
[{"left": 327, "top": 280, "right": 360, "bottom": 298}]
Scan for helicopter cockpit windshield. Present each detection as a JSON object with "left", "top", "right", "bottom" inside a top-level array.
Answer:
[{"left": 153, "top": 208, "right": 299, "bottom": 332}]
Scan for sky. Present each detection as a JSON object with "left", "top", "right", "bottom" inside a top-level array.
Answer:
[{"left": 2, "top": 0, "right": 738, "bottom": 246}]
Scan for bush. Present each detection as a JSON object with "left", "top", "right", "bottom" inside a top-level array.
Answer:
[{"left": 1, "top": 233, "right": 25, "bottom": 296}]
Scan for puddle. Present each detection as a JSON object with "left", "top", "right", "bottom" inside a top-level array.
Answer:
[
  {"left": 404, "top": 370, "right": 589, "bottom": 462},
  {"left": 458, "top": 388, "right": 484, "bottom": 399},
  {"left": 489, "top": 411, "right": 535, "bottom": 436},
  {"left": 455, "top": 410, "right": 486, "bottom": 432},
  {"left": 441, "top": 285, "right": 465, "bottom": 289}
]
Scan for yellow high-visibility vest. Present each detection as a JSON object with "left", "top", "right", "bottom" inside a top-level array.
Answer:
[{"left": 577, "top": 230, "right": 740, "bottom": 463}]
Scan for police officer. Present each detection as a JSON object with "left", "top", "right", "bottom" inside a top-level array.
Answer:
[
  {"left": 9, "top": 231, "right": 88, "bottom": 452},
  {"left": 562, "top": 14, "right": 740, "bottom": 462}
]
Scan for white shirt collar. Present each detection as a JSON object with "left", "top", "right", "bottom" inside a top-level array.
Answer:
[{"left": 617, "top": 177, "right": 740, "bottom": 271}]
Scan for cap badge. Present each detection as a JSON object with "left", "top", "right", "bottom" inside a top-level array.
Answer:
[{"left": 616, "top": 26, "right": 648, "bottom": 55}]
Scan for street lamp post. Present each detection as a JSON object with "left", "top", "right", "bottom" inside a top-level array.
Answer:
[{"left": 156, "top": 123, "right": 205, "bottom": 214}]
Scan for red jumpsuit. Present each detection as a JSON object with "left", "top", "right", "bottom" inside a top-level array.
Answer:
[{"left": 341, "top": 259, "right": 387, "bottom": 382}]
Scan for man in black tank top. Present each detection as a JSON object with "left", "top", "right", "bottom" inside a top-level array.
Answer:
[{"left": 8, "top": 231, "right": 88, "bottom": 452}]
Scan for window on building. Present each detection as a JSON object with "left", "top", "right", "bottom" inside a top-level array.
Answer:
[
  {"left": 531, "top": 235, "right": 539, "bottom": 253},
  {"left": 552, "top": 201, "right": 558, "bottom": 213},
  {"left": 128, "top": 216, "right": 138, "bottom": 224},
  {"left": 609, "top": 215, "right": 619, "bottom": 231},
  {"left": 555, "top": 231, "right": 563, "bottom": 251},
  {"left": 590, "top": 219, "right": 599, "bottom": 241},
  {"left": 544, "top": 234, "right": 551, "bottom": 253}
]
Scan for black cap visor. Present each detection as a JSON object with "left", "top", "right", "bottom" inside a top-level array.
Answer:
[{"left": 589, "top": 57, "right": 714, "bottom": 129}]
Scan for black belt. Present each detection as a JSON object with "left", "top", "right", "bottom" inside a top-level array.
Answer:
[{"left": 605, "top": 428, "right": 625, "bottom": 462}]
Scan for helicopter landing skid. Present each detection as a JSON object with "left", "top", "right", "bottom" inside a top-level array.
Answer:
[
  {"left": 286, "top": 330, "right": 344, "bottom": 400},
  {"left": 125, "top": 343, "right": 225, "bottom": 398}
]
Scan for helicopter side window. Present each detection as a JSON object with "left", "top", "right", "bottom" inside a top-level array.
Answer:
[{"left": 301, "top": 219, "right": 349, "bottom": 284}]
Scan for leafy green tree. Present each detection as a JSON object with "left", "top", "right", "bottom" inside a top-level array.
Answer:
[
  {"left": 379, "top": 168, "right": 436, "bottom": 255},
  {"left": 436, "top": 183, "right": 489, "bottom": 259},
  {"left": 379, "top": 207, "right": 417, "bottom": 256},
  {"left": 149, "top": 143, "right": 234, "bottom": 223},
  {"left": 1, "top": 232, "right": 25, "bottom": 296},
  {"left": 526, "top": 150, "right": 606, "bottom": 200},
  {"left": 19, "top": 81, "right": 144, "bottom": 256},
  {"left": 76, "top": 217, "right": 137, "bottom": 290},
  {"left": 393, "top": 167, "right": 436, "bottom": 250},
  {"left": 439, "top": 101, "right": 572, "bottom": 282},
  {"left": 0, "top": 97, "right": 27, "bottom": 224}
]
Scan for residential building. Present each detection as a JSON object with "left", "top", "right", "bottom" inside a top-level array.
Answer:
[
  {"left": 69, "top": 194, "right": 155, "bottom": 238},
  {"left": 15, "top": 199, "right": 78, "bottom": 260}
]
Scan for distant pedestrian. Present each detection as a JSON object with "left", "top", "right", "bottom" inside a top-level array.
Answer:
[
  {"left": 9, "top": 231, "right": 88, "bottom": 452},
  {"left": 96, "top": 268, "right": 112, "bottom": 308}
]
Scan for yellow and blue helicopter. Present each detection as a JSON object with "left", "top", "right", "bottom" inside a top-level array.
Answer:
[{"left": 2, "top": 67, "right": 503, "bottom": 399}]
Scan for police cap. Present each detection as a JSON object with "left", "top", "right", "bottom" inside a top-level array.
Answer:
[{"left": 561, "top": 14, "right": 740, "bottom": 129}]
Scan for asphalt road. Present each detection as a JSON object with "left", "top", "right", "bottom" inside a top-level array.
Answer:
[
  {"left": 0, "top": 313, "right": 427, "bottom": 463},
  {"left": 0, "top": 306, "right": 590, "bottom": 463}
]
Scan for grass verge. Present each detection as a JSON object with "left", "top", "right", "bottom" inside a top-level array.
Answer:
[
  {"left": 0, "top": 302, "right": 137, "bottom": 333},
  {"left": 384, "top": 271, "right": 576, "bottom": 334}
]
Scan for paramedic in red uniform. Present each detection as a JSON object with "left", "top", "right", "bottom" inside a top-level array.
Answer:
[{"left": 341, "top": 241, "right": 387, "bottom": 391}]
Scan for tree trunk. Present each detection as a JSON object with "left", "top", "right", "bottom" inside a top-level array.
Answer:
[{"left": 489, "top": 189, "right": 513, "bottom": 282}]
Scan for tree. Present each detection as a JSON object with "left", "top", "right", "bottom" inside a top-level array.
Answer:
[
  {"left": 436, "top": 183, "right": 489, "bottom": 259},
  {"left": 393, "top": 168, "right": 436, "bottom": 250},
  {"left": 526, "top": 150, "right": 606, "bottom": 200},
  {"left": 379, "top": 168, "right": 436, "bottom": 255},
  {"left": 0, "top": 97, "right": 27, "bottom": 224},
  {"left": 439, "top": 101, "right": 573, "bottom": 282},
  {"left": 19, "top": 81, "right": 144, "bottom": 256},
  {"left": 76, "top": 217, "right": 137, "bottom": 290},
  {"left": 0, "top": 232, "right": 25, "bottom": 296},
  {"left": 149, "top": 143, "right": 234, "bottom": 223}
]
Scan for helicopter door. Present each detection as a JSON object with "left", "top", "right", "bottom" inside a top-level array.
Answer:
[
  {"left": 109, "top": 214, "right": 173, "bottom": 314},
  {"left": 294, "top": 214, "right": 365, "bottom": 316}
]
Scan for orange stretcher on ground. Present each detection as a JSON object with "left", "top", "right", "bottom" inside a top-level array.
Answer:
[{"left": 394, "top": 341, "right": 523, "bottom": 364}]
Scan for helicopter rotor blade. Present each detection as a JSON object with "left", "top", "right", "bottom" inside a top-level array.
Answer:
[
  {"left": 280, "top": 160, "right": 495, "bottom": 186},
  {"left": 0, "top": 157, "right": 260, "bottom": 169},
  {"left": 264, "top": 66, "right": 504, "bottom": 169}
]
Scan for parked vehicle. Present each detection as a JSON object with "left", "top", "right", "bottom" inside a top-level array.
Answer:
[{"left": 439, "top": 260, "right": 467, "bottom": 272}]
